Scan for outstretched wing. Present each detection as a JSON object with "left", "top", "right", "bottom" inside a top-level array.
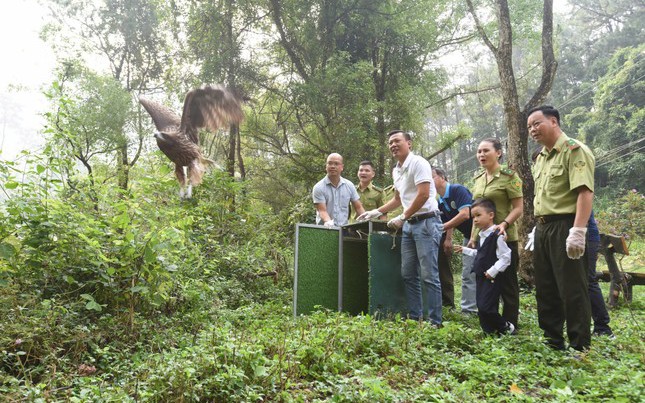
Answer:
[
  {"left": 138, "top": 96, "right": 181, "bottom": 132},
  {"left": 180, "top": 84, "right": 246, "bottom": 144}
]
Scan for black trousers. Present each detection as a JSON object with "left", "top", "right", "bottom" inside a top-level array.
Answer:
[
  {"left": 587, "top": 240, "right": 611, "bottom": 334},
  {"left": 499, "top": 241, "right": 520, "bottom": 327},
  {"left": 476, "top": 273, "right": 507, "bottom": 333},
  {"left": 438, "top": 232, "right": 455, "bottom": 308},
  {"left": 534, "top": 218, "right": 591, "bottom": 351}
]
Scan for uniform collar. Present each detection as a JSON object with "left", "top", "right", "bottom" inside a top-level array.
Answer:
[
  {"left": 357, "top": 182, "right": 374, "bottom": 191},
  {"left": 542, "top": 132, "right": 569, "bottom": 155},
  {"left": 475, "top": 165, "right": 501, "bottom": 179}
]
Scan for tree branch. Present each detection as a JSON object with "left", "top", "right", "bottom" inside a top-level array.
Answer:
[
  {"left": 526, "top": 0, "right": 557, "bottom": 111},
  {"left": 466, "top": 0, "right": 498, "bottom": 55}
]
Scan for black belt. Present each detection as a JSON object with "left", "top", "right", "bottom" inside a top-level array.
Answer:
[
  {"left": 535, "top": 214, "right": 575, "bottom": 224},
  {"left": 407, "top": 211, "right": 438, "bottom": 224}
]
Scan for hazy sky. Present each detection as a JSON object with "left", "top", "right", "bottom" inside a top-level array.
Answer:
[{"left": 0, "top": 0, "right": 56, "bottom": 160}]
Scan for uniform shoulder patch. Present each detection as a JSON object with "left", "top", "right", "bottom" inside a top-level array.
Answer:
[
  {"left": 373, "top": 185, "right": 383, "bottom": 192},
  {"left": 500, "top": 167, "right": 515, "bottom": 176},
  {"left": 567, "top": 139, "right": 580, "bottom": 150}
]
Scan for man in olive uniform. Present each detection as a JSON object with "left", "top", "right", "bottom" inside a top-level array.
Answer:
[
  {"left": 528, "top": 105, "right": 594, "bottom": 351},
  {"left": 349, "top": 161, "right": 385, "bottom": 223}
]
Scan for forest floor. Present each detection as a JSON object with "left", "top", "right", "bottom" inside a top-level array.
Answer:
[{"left": 2, "top": 277, "right": 643, "bottom": 402}]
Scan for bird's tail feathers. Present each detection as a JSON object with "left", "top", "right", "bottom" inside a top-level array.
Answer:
[{"left": 189, "top": 162, "right": 206, "bottom": 186}]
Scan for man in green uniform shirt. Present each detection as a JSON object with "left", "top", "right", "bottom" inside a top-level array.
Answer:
[
  {"left": 349, "top": 160, "right": 385, "bottom": 223},
  {"left": 528, "top": 105, "right": 594, "bottom": 352}
]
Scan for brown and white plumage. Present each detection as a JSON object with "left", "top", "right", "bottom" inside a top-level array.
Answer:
[{"left": 139, "top": 85, "right": 245, "bottom": 199}]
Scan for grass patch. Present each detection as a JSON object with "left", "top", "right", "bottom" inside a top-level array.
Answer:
[{"left": 2, "top": 286, "right": 643, "bottom": 401}]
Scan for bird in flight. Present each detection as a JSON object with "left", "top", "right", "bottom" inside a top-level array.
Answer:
[{"left": 139, "top": 85, "right": 245, "bottom": 199}]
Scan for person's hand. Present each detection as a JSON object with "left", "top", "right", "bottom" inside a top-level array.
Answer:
[
  {"left": 323, "top": 219, "right": 335, "bottom": 228},
  {"left": 443, "top": 236, "right": 453, "bottom": 255},
  {"left": 358, "top": 209, "right": 381, "bottom": 221},
  {"left": 467, "top": 238, "right": 476, "bottom": 248},
  {"left": 387, "top": 214, "right": 406, "bottom": 230},
  {"left": 566, "top": 227, "right": 587, "bottom": 259},
  {"left": 453, "top": 244, "right": 463, "bottom": 254},
  {"left": 494, "top": 223, "right": 508, "bottom": 239},
  {"left": 524, "top": 226, "right": 536, "bottom": 251}
]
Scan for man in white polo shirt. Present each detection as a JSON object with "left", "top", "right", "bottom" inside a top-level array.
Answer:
[
  {"left": 359, "top": 130, "right": 443, "bottom": 325},
  {"left": 312, "top": 153, "right": 365, "bottom": 227}
]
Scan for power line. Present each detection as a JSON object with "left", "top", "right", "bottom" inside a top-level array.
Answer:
[
  {"left": 596, "top": 145, "right": 645, "bottom": 169},
  {"left": 595, "top": 137, "right": 645, "bottom": 163}
]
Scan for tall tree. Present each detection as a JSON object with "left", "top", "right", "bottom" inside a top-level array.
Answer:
[
  {"left": 267, "top": 0, "right": 448, "bottom": 181},
  {"left": 465, "top": 0, "right": 558, "bottom": 281}
]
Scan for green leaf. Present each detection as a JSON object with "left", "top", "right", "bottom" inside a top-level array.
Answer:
[
  {"left": 4, "top": 181, "right": 19, "bottom": 189},
  {"left": 0, "top": 242, "right": 17, "bottom": 259},
  {"left": 85, "top": 300, "right": 103, "bottom": 312}
]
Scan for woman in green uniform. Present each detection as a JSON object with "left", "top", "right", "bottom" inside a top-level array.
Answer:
[{"left": 469, "top": 138, "right": 524, "bottom": 328}]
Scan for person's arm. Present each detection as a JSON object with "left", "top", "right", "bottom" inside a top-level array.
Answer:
[
  {"left": 315, "top": 203, "right": 332, "bottom": 224},
  {"left": 564, "top": 186, "right": 593, "bottom": 259},
  {"left": 387, "top": 182, "right": 430, "bottom": 229},
  {"left": 351, "top": 199, "right": 365, "bottom": 219},
  {"left": 402, "top": 182, "right": 430, "bottom": 219},
  {"left": 468, "top": 222, "right": 477, "bottom": 248},
  {"left": 573, "top": 187, "right": 593, "bottom": 227},
  {"left": 485, "top": 237, "right": 512, "bottom": 279},
  {"left": 442, "top": 228, "right": 454, "bottom": 255},
  {"left": 457, "top": 245, "right": 477, "bottom": 257},
  {"left": 497, "top": 197, "right": 524, "bottom": 237},
  {"left": 379, "top": 193, "right": 401, "bottom": 215},
  {"left": 443, "top": 207, "right": 470, "bottom": 231},
  {"left": 358, "top": 192, "right": 400, "bottom": 221}
]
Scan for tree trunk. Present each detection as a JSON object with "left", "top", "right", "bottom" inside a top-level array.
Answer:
[{"left": 468, "top": 0, "right": 557, "bottom": 285}]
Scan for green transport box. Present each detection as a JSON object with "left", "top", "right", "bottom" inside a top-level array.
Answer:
[{"left": 293, "top": 221, "right": 408, "bottom": 318}]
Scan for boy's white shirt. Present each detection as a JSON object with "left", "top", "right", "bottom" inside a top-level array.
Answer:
[{"left": 460, "top": 225, "right": 511, "bottom": 278}]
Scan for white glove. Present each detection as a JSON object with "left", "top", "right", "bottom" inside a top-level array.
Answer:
[
  {"left": 357, "top": 209, "right": 381, "bottom": 221},
  {"left": 387, "top": 214, "right": 406, "bottom": 230},
  {"left": 566, "top": 227, "right": 587, "bottom": 259},
  {"left": 323, "top": 219, "right": 335, "bottom": 228},
  {"left": 524, "top": 226, "right": 536, "bottom": 251}
]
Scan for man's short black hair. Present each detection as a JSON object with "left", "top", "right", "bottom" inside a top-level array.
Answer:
[
  {"left": 432, "top": 167, "right": 447, "bottom": 181},
  {"left": 359, "top": 160, "right": 375, "bottom": 169},
  {"left": 388, "top": 130, "right": 411, "bottom": 140},
  {"left": 472, "top": 198, "right": 496, "bottom": 216},
  {"left": 528, "top": 105, "right": 561, "bottom": 125}
]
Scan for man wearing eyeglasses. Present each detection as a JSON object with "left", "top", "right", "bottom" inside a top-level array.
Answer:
[{"left": 312, "top": 153, "right": 365, "bottom": 227}]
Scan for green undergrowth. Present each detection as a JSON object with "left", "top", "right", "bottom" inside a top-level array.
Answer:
[{"left": 2, "top": 290, "right": 643, "bottom": 402}]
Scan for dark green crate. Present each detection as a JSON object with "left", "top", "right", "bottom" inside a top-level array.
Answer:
[
  {"left": 368, "top": 232, "right": 408, "bottom": 318},
  {"left": 341, "top": 237, "right": 369, "bottom": 315}
]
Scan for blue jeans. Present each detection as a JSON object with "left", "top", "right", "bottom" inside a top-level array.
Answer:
[
  {"left": 400, "top": 215, "right": 443, "bottom": 324},
  {"left": 460, "top": 238, "right": 477, "bottom": 313}
]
